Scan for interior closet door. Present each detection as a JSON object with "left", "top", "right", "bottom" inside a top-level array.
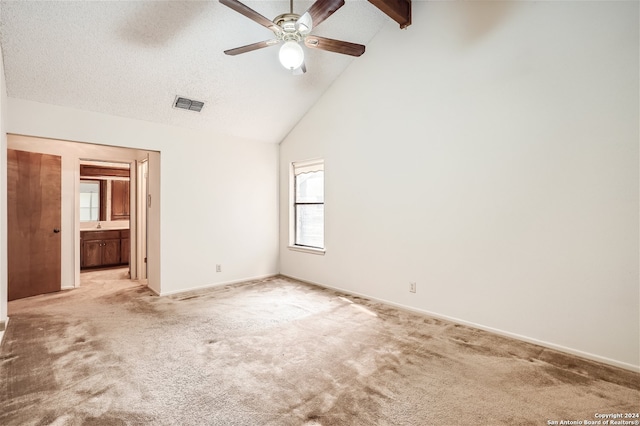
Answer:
[{"left": 8, "top": 149, "right": 62, "bottom": 300}]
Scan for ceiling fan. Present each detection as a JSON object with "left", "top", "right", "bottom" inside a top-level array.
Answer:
[{"left": 219, "top": 0, "right": 365, "bottom": 74}]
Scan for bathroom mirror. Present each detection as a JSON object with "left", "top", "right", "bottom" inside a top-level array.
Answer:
[{"left": 79, "top": 180, "right": 102, "bottom": 222}]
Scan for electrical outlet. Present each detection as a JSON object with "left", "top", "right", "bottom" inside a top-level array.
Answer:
[
  {"left": 216, "top": 264, "right": 221, "bottom": 273},
  {"left": 410, "top": 282, "right": 416, "bottom": 293}
]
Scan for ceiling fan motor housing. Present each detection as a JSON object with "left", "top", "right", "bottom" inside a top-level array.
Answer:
[{"left": 274, "top": 13, "right": 303, "bottom": 42}]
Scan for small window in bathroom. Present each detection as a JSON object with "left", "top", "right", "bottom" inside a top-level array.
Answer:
[{"left": 80, "top": 180, "right": 103, "bottom": 221}]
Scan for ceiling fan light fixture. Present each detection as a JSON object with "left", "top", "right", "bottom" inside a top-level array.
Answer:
[{"left": 279, "top": 41, "right": 304, "bottom": 70}]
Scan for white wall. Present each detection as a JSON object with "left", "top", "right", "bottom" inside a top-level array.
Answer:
[
  {"left": 0, "top": 43, "right": 7, "bottom": 328},
  {"left": 6, "top": 98, "right": 279, "bottom": 296},
  {"left": 279, "top": 1, "right": 639, "bottom": 370}
]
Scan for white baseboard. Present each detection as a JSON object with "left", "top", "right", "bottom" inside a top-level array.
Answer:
[
  {"left": 155, "top": 274, "right": 278, "bottom": 297},
  {"left": 280, "top": 274, "right": 640, "bottom": 373},
  {"left": 147, "top": 285, "right": 160, "bottom": 296}
]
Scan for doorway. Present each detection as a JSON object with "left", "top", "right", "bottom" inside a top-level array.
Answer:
[
  {"left": 79, "top": 160, "right": 132, "bottom": 276},
  {"left": 6, "top": 134, "right": 160, "bottom": 298}
]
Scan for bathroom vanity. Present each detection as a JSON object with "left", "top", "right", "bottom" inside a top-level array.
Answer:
[{"left": 80, "top": 229, "right": 130, "bottom": 269}]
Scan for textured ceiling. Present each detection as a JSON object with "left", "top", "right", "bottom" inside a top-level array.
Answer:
[{"left": 0, "top": 1, "right": 390, "bottom": 143}]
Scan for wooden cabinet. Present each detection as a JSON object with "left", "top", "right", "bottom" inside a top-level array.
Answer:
[
  {"left": 120, "top": 229, "right": 130, "bottom": 265},
  {"left": 111, "top": 180, "right": 130, "bottom": 221},
  {"left": 82, "top": 239, "right": 104, "bottom": 268},
  {"left": 81, "top": 230, "right": 130, "bottom": 269},
  {"left": 102, "top": 238, "right": 121, "bottom": 265}
]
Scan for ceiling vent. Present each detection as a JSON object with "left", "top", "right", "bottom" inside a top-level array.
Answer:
[{"left": 173, "top": 96, "right": 204, "bottom": 112}]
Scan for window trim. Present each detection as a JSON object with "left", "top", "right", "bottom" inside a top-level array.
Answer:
[
  {"left": 287, "top": 244, "right": 326, "bottom": 255},
  {"left": 289, "top": 159, "right": 325, "bottom": 253}
]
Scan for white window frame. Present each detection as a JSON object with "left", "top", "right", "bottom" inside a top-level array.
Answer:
[{"left": 289, "top": 159, "right": 325, "bottom": 255}]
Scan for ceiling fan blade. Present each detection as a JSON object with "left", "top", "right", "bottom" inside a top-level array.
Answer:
[
  {"left": 219, "top": 0, "right": 280, "bottom": 32},
  {"left": 303, "top": 0, "right": 345, "bottom": 29},
  {"left": 224, "top": 39, "right": 280, "bottom": 56},
  {"left": 296, "top": 12, "right": 313, "bottom": 35},
  {"left": 292, "top": 62, "right": 307, "bottom": 75},
  {"left": 304, "top": 36, "right": 365, "bottom": 57}
]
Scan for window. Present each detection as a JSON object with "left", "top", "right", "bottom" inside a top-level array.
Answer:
[
  {"left": 292, "top": 159, "right": 324, "bottom": 250},
  {"left": 79, "top": 180, "right": 101, "bottom": 221}
]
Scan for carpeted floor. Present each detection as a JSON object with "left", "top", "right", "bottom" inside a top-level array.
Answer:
[{"left": 1, "top": 271, "right": 638, "bottom": 425}]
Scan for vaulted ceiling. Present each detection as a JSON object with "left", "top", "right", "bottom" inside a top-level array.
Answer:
[{"left": 0, "top": 1, "right": 406, "bottom": 144}]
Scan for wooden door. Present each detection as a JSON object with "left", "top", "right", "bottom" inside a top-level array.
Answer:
[{"left": 8, "top": 149, "right": 62, "bottom": 300}]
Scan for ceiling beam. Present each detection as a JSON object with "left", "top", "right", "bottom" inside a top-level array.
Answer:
[{"left": 368, "top": 0, "right": 411, "bottom": 29}]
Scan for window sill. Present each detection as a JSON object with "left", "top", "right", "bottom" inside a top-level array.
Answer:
[{"left": 288, "top": 245, "right": 326, "bottom": 255}]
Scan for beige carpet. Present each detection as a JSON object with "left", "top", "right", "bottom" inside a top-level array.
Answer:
[{"left": 1, "top": 272, "right": 638, "bottom": 425}]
